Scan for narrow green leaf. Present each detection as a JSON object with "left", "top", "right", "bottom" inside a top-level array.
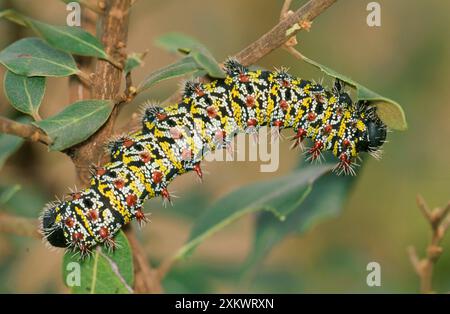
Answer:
[
  {"left": 0, "top": 133, "right": 24, "bottom": 169},
  {"left": 0, "top": 184, "right": 21, "bottom": 204},
  {"left": 300, "top": 55, "right": 407, "bottom": 131},
  {"left": 191, "top": 50, "right": 226, "bottom": 79},
  {"left": 124, "top": 52, "right": 146, "bottom": 74},
  {"left": 34, "top": 99, "right": 114, "bottom": 151},
  {"left": 137, "top": 56, "right": 201, "bottom": 93},
  {"left": 155, "top": 32, "right": 226, "bottom": 79},
  {"left": 191, "top": 69, "right": 208, "bottom": 78},
  {"left": 0, "top": 9, "right": 108, "bottom": 59},
  {"left": 173, "top": 165, "right": 334, "bottom": 260},
  {"left": 29, "top": 20, "right": 108, "bottom": 59},
  {"left": 0, "top": 9, "right": 26, "bottom": 26},
  {"left": 0, "top": 37, "right": 78, "bottom": 77},
  {"left": 155, "top": 32, "right": 202, "bottom": 53},
  {"left": 4, "top": 70, "right": 45, "bottom": 119},
  {"left": 245, "top": 167, "right": 356, "bottom": 269},
  {"left": 62, "top": 231, "right": 134, "bottom": 294}
]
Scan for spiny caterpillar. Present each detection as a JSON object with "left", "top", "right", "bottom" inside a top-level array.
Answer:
[{"left": 41, "top": 59, "right": 387, "bottom": 256}]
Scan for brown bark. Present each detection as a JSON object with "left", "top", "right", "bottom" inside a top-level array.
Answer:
[
  {"left": 0, "top": 116, "right": 51, "bottom": 145},
  {"left": 70, "top": 0, "right": 131, "bottom": 186}
]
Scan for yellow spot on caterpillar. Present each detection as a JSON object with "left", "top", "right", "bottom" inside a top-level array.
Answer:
[
  {"left": 231, "top": 101, "right": 243, "bottom": 128},
  {"left": 338, "top": 113, "right": 350, "bottom": 138},
  {"left": 351, "top": 145, "right": 357, "bottom": 157},
  {"left": 302, "top": 97, "right": 312, "bottom": 109},
  {"left": 266, "top": 97, "right": 275, "bottom": 123},
  {"left": 292, "top": 108, "right": 304, "bottom": 127},
  {"left": 74, "top": 206, "right": 94, "bottom": 236},
  {"left": 154, "top": 128, "right": 165, "bottom": 138},
  {"left": 97, "top": 183, "right": 130, "bottom": 223},
  {"left": 270, "top": 84, "right": 279, "bottom": 96},
  {"left": 333, "top": 141, "right": 339, "bottom": 156},
  {"left": 329, "top": 96, "right": 337, "bottom": 105},
  {"left": 160, "top": 142, "right": 182, "bottom": 171},
  {"left": 231, "top": 86, "right": 240, "bottom": 98},
  {"left": 249, "top": 70, "right": 262, "bottom": 80},
  {"left": 356, "top": 120, "right": 365, "bottom": 131}
]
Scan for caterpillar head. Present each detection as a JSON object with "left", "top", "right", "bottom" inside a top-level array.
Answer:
[
  {"left": 40, "top": 201, "right": 98, "bottom": 254},
  {"left": 41, "top": 203, "right": 68, "bottom": 248},
  {"left": 40, "top": 190, "right": 123, "bottom": 255},
  {"left": 357, "top": 105, "right": 387, "bottom": 158}
]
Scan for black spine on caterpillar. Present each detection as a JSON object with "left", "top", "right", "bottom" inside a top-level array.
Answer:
[{"left": 40, "top": 59, "right": 387, "bottom": 256}]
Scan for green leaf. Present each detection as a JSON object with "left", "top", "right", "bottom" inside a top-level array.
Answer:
[
  {"left": 0, "top": 10, "right": 108, "bottom": 59},
  {"left": 0, "top": 37, "right": 78, "bottom": 77},
  {"left": 300, "top": 55, "right": 407, "bottom": 131},
  {"left": 245, "top": 166, "right": 356, "bottom": 269},
  {"left": 357, "top": 86, "right": 407, "bottom": 132},
  {"left": 34, "top": 99, "right": 114, "bottom": 151},
  {"left": 191, "top": 50, "right": 225, "bottom": 79},
  {"left": 155, "top": 32, "right": 203, "bottom": 53},
  {"left": 4, "top": 70, "right": 45, "bottom": 119},
  {"left": 62, "top": 231, "right": 134, "bottom": 294},
  {"left": 0, "top": 133, "right": 24, "bottom": 170},
  {"left": 30, "top": 20, "right": 108, "bottom": 59},
  {"left": 124, "top": 52, "right": 146, "bottom": 74},
  {"left": 137, "top": 56, "right": 201, "bottom": 93},
  {"left": 155, "top": 32, "right": 226, "bottom": 79},
  {"left": 173, "top": 164, "right": 334, "bottom": 260},
  {"left": 0, "top": 184, "right": 21, "bottom": 205}
]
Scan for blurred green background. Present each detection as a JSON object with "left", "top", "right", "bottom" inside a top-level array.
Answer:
[{"left": 0, "top": 0, "right": 449, "bottom": 293}]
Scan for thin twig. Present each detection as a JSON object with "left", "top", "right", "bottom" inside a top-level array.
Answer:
[
  {"left": 234, "top": 0, "right": 336, "bottom": 66},
  {"left": 0, "top": 116, "right": 51, "bottom": 145},
  {"left": 0, "top": 213, "right": 41, "bottom": 239},
  {"left": 417, "top": 194, "right": 433, "bottom": 224},
  {"left": 77, "top": 0, "right": 105, "bottom": 14},
  {"left": 408, "top": 195, "right": 450, "bottom": 293},
  {"left": 75, "top": 70, "right": 94, "bottom": 86},
  {"left": 280, "top": 0, "right": 293, "bottom": 20}
]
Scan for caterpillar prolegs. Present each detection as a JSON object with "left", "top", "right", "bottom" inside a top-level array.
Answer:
[{"left": 41, "top": 60, "right": 387, "bottom": 255}]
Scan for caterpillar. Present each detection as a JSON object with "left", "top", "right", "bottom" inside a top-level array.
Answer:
[{"left": 40, "top": 59, "right": 387, "bottom": 256}]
